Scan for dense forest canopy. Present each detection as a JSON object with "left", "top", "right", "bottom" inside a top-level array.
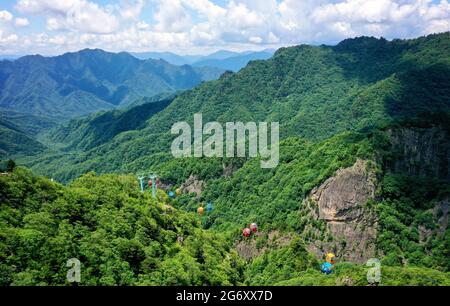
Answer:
[
  {"left": 1, "top": 168, "right": 448, "bottom": 285},
  {"left": 20, "top": 33, "right": 450, "bottom": 183},
  {"left": 1, "top": 33, "right": 450, "bottom": 285}
]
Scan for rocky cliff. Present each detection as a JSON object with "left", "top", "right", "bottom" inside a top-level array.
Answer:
[
  {"left": 180, "top": 175, "right": 205, "bottom": 196},
  {"left": 301, "top": 159, "right": 379, "bottom": 263},
  {"left": 386, "top": 127, "right": 450, "bottom": 180}
]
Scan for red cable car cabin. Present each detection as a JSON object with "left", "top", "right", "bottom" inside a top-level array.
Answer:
[{"left": 242, "top": 228, "right": 251, "bottom": 237}]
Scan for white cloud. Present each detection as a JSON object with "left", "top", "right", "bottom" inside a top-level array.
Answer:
[
  {"left": 0, "top": 10, "right": 13, "bottom": 22},
  {"left": 136, "top": 21, "right": 150, "bottom": 31},
  {"left": 15, "top": 17, "right": 29, "bottom": 27},
  {"left": 182, "top": 0, "right": 226, "bottom": 19},
  {"left": 312, "top": 0, "right": 395, "bottom": 24},
  {"left": 249, "top": 36, "right": 263, "bottom": 43},
  {"left": 308, "top": 0, "right": 450, "bottom": 41},
  {"left": 153, "top": 0, "right": 192, "bottom": 33},
  {"left": 48, "top": 34, "right": 66, "bottom": 45},
  {"left": 226, "top": 1, "right": 264, "bottom": 29},
  {"left": 120, "top": 0, "right": 144, "bottom": 20},
  {"left": 1, "top": 34, "right": 19, "bottom": 43},
  {"left": 16, "top": 0, "right": 120, "bottom": 34},
  {"left": 3, "top": 0, "right": 450, "bottom": 55}
]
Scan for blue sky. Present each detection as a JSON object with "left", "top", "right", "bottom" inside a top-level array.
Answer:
[{"left": 0, "top": 0, "right": 449, "bottom": 56}]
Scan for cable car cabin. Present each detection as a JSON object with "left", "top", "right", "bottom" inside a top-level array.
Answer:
[
  {"left": 242, "top": 228, "right": 251, "bottom": 237},
  {"left": 250, "top": 223, "right": 258, "bottom": 233},
  {"left": 321, "top": 262, "right": 333, "bottom": 275},
  {"left": 326, "top": 253, "right": 336, "bottom": 264},
  {"left": 206, "top": 202, "right": 213, "bottom": 212},
  {"left": 197, "top": 207, "right": 204, "bottom": 215}
]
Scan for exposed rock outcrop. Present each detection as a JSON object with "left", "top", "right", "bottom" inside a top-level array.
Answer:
[
  {"left": 302, "top": 159, "right": 378, "bottom": 263},
  {"left": 386, "top": 127, "right": 450, "bottom": 180},
  {"left": 235, "top": 231, "right": 293, "bottom": 260},
  {"left": 180, "top": 175, "right": 205, "bottom": 196},
  {"left": 417, "top": 198, "right": 448, "bottom": 242},
  {"left": 310, "top": 159, "right": 376, "bottom": 222},
  {"left": 434, "top": 198, "right": 449, "bottom": 236},
  {"left": 223, "top": 163, "right": 238, "bottom": 178}
]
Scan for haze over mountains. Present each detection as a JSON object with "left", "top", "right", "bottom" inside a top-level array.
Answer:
[
  {"left": 130, "top": 49, "right": 275, "bottom": 71},
  {"left": 0, "top": 49, "right": 225, "bottom": 121}
]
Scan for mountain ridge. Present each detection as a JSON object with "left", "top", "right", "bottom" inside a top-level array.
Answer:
[
  {"left": 23, "top": 33, "right": 450, "bottom": 183},
  {"left": 0, "top": 48, "right": 224, "bottom": 121},
  {"left": 130, "top": 49, "right": 275, "bottom": 71}
]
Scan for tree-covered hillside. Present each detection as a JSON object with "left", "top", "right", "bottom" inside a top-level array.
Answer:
[
  {"left": 0, "top": 49, "right": 223, "bottom": 120},
  {"left": 25, "top": 33, "right": 450, "bottom": 182},
  {"left": 0, "top": 108, "right": 57, "bottom": 157},
  {"left": 0, "top": 168, "right": 448, "bottom": 285},
  {"left": 41, "top": 97, "right": 175, "bottom": 152},
  {"left": 2, "top": 33, "right": 450, "bottom": 286},
  {"left": 0, "top": 117, "right": 47, "bottom": 158},
  {"left": 0, "top": 168, "right": 244, "bottom": 285}
]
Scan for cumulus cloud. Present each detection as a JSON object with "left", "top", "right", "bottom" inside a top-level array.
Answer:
[
  {"left": 153, "top": 0, "right": 192, "bottom": 33},
  {"left": 0, "top": 33, "right": 18, "bottom": 43},
  {"left": 120, "top": 0, "right": 144, "bottom": 20},
  {"left": 2, "top": 0, "right": 450, "bottom": 55},
  {"left": 16, "top": 0, "right": 120, "bottom": 34},
  {"left": 308, "top": 0, "right": 450, "bottom": 41},
  {"left": 0, "top": 10, "right": 13, "bottom": 22},
  {"left": 15, "top": 17, "right": 29, "bottom": 27},
  {"left": 0, "top": 10, "right": 18, "bottom": 52}
]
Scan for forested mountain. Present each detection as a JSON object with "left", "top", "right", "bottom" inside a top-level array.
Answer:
[
  {"left": 0, "top": 117, "right": 46, "bottom": 158},
  {"left": 29, "top": 33, "right": 450, "bottom": 180},
  {"left": 0, "top": 49, "right": 223, "bottom": 157},
  {"left": 44, "top": 97, "right": 175, "bottom": 151},
  {"left": 0, "top": 168, "right": 448, "bottom": 285},
  {"left": 0, "top": 49, "right": 223, "bottom": 120},
  {"left": 2, "top": 33, "right": 450, "bottom": 285},
  {"left": 0, "top": 107, "right": 58, "bottom": 158},
  {"left": 0, "top": 168, "right": 244, "bottom": 285}
]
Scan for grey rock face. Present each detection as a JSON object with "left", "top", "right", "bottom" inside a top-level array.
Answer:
[
  {"left": 387, "top": 127, "right": 450, "bottom": 180},
  {"left": 435, "top": 198, "right": 449, "bottom": 236},
  {"left": 181, "top": 175, "right": 205, "bottom": 196},
  {"left": 305, "top": 159, "right": 378, "bottom": 263},
  {"left": 311, "top": 159, "right": 376, "bottom": 222}
]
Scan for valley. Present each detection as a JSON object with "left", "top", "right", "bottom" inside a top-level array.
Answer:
[{"left": 1, "top": 33, "right": 449, "bottom": 286}]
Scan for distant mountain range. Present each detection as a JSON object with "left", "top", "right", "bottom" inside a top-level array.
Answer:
[
  {"left": 0, "top": 49, "right": 224, "bottom": 121},
  {"left": 0, "top": 55, "right": 20, "bottom": 61},
  {"left": 27, "top": 33, "right": 450, "bottom": 183},
  {"left": 130, "top": 49, "right": 275, "bottom": 71}
]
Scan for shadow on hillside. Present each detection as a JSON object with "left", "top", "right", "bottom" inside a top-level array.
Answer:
[
  {"left": 376, "top": 63, "right": 450, "bottom": 181},
  {"left": 382, "top": 63, "right": 450, "bottom": 121},
  {"left": 331, "top": 37, "right": 405, "bottom": 84},
  {"left": 76, "top": 98, "right": 173, "bottom": 151}
]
